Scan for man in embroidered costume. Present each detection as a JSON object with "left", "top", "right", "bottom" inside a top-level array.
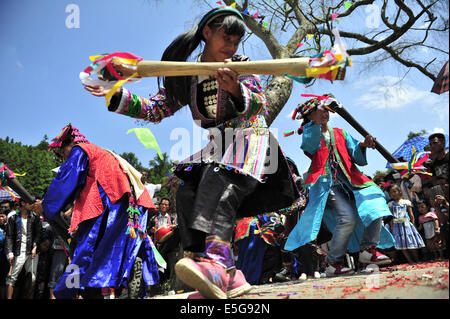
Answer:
[
  {"left": 84, "top": 7, "right": 299, "bottom": 298},
  {"left": 31, "top": 124, "right": 159, "bottom": 298},
  {"left": 285, "top": 94, "right": 395, "bottom": 276}
]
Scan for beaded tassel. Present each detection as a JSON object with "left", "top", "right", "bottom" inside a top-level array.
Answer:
[{"left": 126, "top": 198, "right": 145, "bottom": 239}]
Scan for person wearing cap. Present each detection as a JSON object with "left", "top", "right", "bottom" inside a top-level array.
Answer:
[
  {"left": 84, "top": 6, "right": 299, "bottom": 299},
  {"left": 285, "top": 94, "right": 395, "bottom": 276},
  {"left": 31, "top": 124, "right": 159, "bottom": 298}
]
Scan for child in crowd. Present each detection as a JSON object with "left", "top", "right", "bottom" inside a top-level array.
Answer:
[
  {"left": 388, "top": 185, "right": 425, "bottom": 264},
  {"left": 417, "top": 200, "right": 443, "bottom": 260}
]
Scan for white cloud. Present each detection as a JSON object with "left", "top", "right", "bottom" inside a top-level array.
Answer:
[
  {"left": 432, "top": 127, "right": 445, "bottom": 134},
  {"left": 354, "top": 76, "right": 443, "bottom": 110},
  {"left": 428, "top": 93, "right": 449, "bottom": 123},
  {"left": 286, "top": 109, "right": 295, "bottom": 119},
  {"left": 421, "top": 47, "right": 430, "bottom": 54},
  {"left": 328, "top": 111, "right": 339, "bottom": 124}
]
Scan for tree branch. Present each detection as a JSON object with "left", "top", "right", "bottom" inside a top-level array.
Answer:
[{"left": 336, "top": 30, "right": 437, "bottom": 80}]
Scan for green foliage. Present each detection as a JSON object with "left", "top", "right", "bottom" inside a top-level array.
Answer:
[
  {"left": 407, "top": 129, "right": 428, "bottom": 140},
  {"left": 0, "top": 136, "right": 61, "bottom": 198},
  {"left": 146, "top": 152, "right": 172, "bottom": 199},
  {"left": 119, "top": 151, "right": 146, "bottom": 173},
  {"left": 0, "top": 135, "right": 174, "bottom": 201}
]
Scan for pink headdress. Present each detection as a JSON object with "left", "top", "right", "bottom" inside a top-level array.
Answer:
[{"left": 48, "top": 123, "right": 89, "bottom": 150}]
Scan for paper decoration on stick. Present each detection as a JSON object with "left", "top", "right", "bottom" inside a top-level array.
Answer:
[
  {"left": 389, "top": 150, "right": 431, "bottom": 178},
  {"left": 253, "top": 10, "right": 259, "bottom": 19},
  {"left": 284, "top": 131, "right": 295, "bottom": 137},
  {"left": 307, "top": 34, "right": 314, "bottom": 40},
  {"left": 127, "top": 128, "right": 163, "bottom": 161},
  {"left": 332, "top": 13, "right": 339, "bottom": 20},
  {"left": 79, "top": 52, "right": 143, "bottom": 107},
  {"left": 230, "top": 2, "right": 236, "bottom": 8},
  {"left": 344, "top": 1, "right": 352, "bottom": 9},
  {"left": 149, "top": 239, "right": 167, "bottom": 269},
  {"left": 285, "top": 28, "right": 351, "bottom": 84}
]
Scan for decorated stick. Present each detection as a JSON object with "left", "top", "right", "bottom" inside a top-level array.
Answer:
[
  {"left": 137, "top": 58, "right": 311, "bottom": 77},
  {"left": 1, "top": 166, "right": 72, "bottom": 243},
  {"left": 80, "top": 35, "right": 351, "bottom": 106},
  {"left": 1, "top": 167, "right": 36, "bottom": 204},
  {"left": 327, "top": 102, "right": 399, "bottom": 163}
]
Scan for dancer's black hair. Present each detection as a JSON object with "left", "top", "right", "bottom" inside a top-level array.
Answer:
[{"left": 158, "top": 7, "right": 246, "bottom": 107}]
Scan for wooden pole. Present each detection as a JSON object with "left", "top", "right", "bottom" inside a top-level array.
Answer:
[
  {"left": 136, "top": 58, "right": 311, "bottom": 77},
  {"left": 328, "top": 102, "right": 399, "bottom": 163}
]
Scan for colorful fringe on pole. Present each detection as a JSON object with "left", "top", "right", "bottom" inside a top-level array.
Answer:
[
  {"left": 285, "top": 28, "right": 351, "bottom": 84},
  {"left": 0, "top": 164, "right": 21, "bottom": 202},
  {"left": 389, "top": 149, "right": 432, "bottom": 178},
  {"left": 125, "top": 198, "right": 146, "bottom": 240},
  {"left": 79, "top": 52, "right": 143, "bottom": 107}
]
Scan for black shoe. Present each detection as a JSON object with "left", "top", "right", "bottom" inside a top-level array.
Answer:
[{"left": 273, "top": 268, "right": 290, "bottom": 282}]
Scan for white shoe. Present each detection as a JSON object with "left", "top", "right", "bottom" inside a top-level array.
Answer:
[
  {"left": 325, "top": 262, "right": 355, "bottom": 277},
  {"left": 298, "top": 273, "right": 307, "bottom": 280},
  {"left": 314, "top": 271, "right": 321, "bottom": 279},
  {"left": 359, "top": 246, "right": 392, "bottom": 265}
]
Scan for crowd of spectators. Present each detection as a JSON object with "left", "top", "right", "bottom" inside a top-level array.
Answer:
[{"left": 0, "top": 133, "right": 447, "bottom": 299}]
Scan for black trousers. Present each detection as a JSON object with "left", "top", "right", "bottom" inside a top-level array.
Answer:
[
  {"left": 295, "top": 244, "right": 320, "bottom": 276},
  {"left": 176, "top": 164, "right": 259, "bottom": 252}
]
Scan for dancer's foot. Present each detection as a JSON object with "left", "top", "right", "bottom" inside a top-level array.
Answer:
[
  {"left": 359, "top": 246, "right": 392, "bottom": 266},
  {"left": 175, "top": 258, "right": 228, "bottom": 299},
  {"left": 227, "top": 269, "right": 252, "bottom": 298},
  {"left": 325, "top": 262, "right": 355, "bottom": 277}
]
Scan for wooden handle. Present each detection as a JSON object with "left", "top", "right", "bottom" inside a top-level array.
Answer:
[
  {"left": 136, "top": 58, "right": 311, "bottom": 77},
  {"left": 329, "top": 102, "right": 399, "bottom": 163}
]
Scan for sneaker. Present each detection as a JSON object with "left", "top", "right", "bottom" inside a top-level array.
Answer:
[
  {"left": 187, "top": 292, "right": 206, "bottom": 299},
  {"left": 175, "top": 258, "right": 228, "bottom": 299},
  {"left": 359, "top": 246, "right": 392, "bottom": 266},
  {"left": 274, "top": 268, "right": 291, "bottom": 283},
  {"left": 325, "top": 262, "right": 355, "bottom": 277},
  {"left": 226, "top": 270, "right": 252, "bottom": 299}
]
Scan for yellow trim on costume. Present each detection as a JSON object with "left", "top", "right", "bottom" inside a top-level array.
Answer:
[{"left": 105, "top": 72, "right": 139, "bottom": 106}]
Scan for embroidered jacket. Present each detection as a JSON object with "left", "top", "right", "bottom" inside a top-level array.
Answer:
[
  {"left": 303, "top": 127, "right": 375, "bottom": 188},
  {"left": 107, "top": 55, "right": 274, "bottom": 182},
  {"left": 70, "top": 143, "right": 153, "bottom": 232},
  {"left": 107, "top": 55, "right": 267, "bottom": 130}
]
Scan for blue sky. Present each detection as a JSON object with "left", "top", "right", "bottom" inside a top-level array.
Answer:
[{"left": 1, "top": 0, "right": 448, "bottom": 178}]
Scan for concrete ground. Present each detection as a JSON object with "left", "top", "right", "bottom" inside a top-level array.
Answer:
[{"left": 151, "top": 260, "right": 449, "bottom": 299}]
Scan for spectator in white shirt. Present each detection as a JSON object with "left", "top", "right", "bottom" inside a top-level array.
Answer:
[{"left": 140, "top": 171, "right": 171, "bottom": 200}]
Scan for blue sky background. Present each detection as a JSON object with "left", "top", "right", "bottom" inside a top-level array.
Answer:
[{"left": 1, "top": 0, "right": 448, "bottom": 178}]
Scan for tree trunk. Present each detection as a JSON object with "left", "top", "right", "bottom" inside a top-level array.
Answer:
[{"left": 263, "top": 76, "right": 293, "bottom": 127}]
